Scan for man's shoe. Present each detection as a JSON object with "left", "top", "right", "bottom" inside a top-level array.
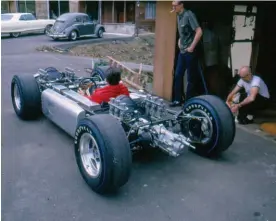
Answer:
[
  {"left": 169, "top": 101, "right": 182, "bottom": 107},
  {"left": 237, "top": 115, "right": 254, "bottom": 125}
]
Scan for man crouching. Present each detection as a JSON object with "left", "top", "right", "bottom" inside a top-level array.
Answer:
[
  {"left": 226, "top": 66, "right": 270, "bottom": 124},
  {"left": 79, "top": 67, "right": 130, "bottom": 104}
]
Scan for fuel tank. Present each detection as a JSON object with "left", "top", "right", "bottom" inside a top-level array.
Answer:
[{"left": 41, "top": 88, "right": 86, "bottom": 137}]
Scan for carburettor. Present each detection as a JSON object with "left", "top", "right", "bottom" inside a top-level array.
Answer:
[
  {"left": 141, "top": 95, "right": 168, "bottom": 119},
  {"left": 108, "top": 97, "right": 138, "bottom": 123}
]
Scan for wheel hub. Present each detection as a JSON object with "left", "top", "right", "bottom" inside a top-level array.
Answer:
[
  {"left": 79, "top": 133, "right": 101, "bottom": 178},
  {"left": 13, "top": 83, "right": 21, "bottom": 110},
  {"left": 187, "top": 110, "right": 213, "bottom": 144},
  {"left": 71, "top": 32, "right": 77, "bottom": 40}
]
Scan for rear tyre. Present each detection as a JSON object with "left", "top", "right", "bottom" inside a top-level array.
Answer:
[
  {"left": 97, "top": 28, "right": 104, "bottom": 38},
  {"left": 182, "top": 95, "right": 235, "bottom": 157},
  {"left": 11, "top": 75, "right": 42, "bottom": 120},
  {"left": 10, "top": 32, "right": 20, "bottom": 38},
  {"left": 74, "top": 114, "right": 132, "bottom": 194}
]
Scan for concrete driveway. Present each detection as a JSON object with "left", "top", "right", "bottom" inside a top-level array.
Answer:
[{"left": 1, "top": 35, "right": 276, "bottom": 221}]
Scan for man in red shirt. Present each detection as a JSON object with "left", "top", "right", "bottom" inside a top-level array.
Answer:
[{"left": 79, "top": 67, "right": 130, "bottom": 104}]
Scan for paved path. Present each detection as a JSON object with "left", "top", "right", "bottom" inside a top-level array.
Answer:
[{"left": 1, "top": 34, "right": 276, "bottom": 221}]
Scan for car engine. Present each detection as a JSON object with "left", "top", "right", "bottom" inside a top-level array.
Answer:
[{"left": 108, "top": 94, "right": 196, "bottom": 157}]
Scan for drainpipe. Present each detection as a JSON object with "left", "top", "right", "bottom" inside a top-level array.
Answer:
[
  {"left": 112, "top": 0, "right": 114, "bottom": 23},
  {"left": 47, "top": 0, "right": 50, "bottom": 19},
  {"left": 15, "top": 0, "right": 18, "bottom": 12},
  {"left": 58, "top": 0, "right": 61, "bottom": 16},
  {"left": 135, "top": 1, "right": 140, "bottom": 36},
  {"left": 98, "top": 0, "right": 102, "bottom": 23}
]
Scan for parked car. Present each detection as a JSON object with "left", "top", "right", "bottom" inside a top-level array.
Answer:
[
  {"left": 1, "top": 13, "right": 55, "bottom": 38},
  {"left": 46, "top": 12, "right": 105, "bottom": 41}
]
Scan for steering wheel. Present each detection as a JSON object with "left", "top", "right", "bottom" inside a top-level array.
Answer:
[{"left": 79, "top": 77, "right": 98, "bottom": 95}]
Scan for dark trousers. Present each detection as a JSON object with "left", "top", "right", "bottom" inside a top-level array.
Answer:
[
  {"left": 173, "top": 51, "right": 207, "bottom": 102},
  {"left": 238, "top": 92, "right": 270, "bottom": 120}
]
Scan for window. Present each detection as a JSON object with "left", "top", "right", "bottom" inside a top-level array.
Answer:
[
  {"left": 17, "top": 0, "right": 36, "bottom": 15},
  {"left": 75, "top": 16, "right": 82, "bottom": 23},
  {"left": 1, "top": 1, "right": 9, "bottom": 13},
  {"left": 145, "top": 2, "right": 156, "bottom": 19},
  {"left": 49, "top": 0, "right": 69, "bottom": 19},
  {"left": 126, "top": 1, "right": 135, "bottom": 23},
  {"left": 102, "top": 1, "right": 113, "bottom": 23},
  {"left": 1, "top": 14, "right": 13, "bottom": 21},
  {"left": 82, "top": 15, "right": 90, "bottom": 22},
  {"left": 25, "top": 13, "right": 36, "bottom": 20},
  {"left": 19, "top": 15, "right": 27, "bottom": 20}
]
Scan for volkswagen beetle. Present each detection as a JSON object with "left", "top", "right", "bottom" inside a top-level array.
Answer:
[{"left": 46, "top": 12, "right": 105, "bottom": 41}]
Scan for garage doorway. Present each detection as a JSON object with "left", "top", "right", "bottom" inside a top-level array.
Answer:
[{"left": 254, "top": 3, "right": 276, "bottom": 103}]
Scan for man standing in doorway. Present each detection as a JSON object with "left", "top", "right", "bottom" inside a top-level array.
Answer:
[{"left": 170, "top": 1, "right": 204, "bottom": 107}]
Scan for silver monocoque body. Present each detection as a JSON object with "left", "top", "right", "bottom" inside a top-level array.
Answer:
[
  {"left": 41, "top": 85, "right": 99, "bottom": 137},
  {"left": 40, "top": 82, "right": 195, "bottom": 157},
  {"left": 40, "top": 84, "right": 146, "bottom": 138}
]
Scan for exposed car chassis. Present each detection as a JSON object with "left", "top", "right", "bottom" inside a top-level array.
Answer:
[{"left": 11, "top": 66, "right": 236, "bottom": 194}]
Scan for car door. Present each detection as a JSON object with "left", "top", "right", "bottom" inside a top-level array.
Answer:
[
  {"left": 17, "top": 14, "right": 29, "bottom": 32},
  {"left": 73, "top": 15, "right": 86, "bottom": 36},
  {"left": 82, "top": 15, "right": 95, "bottom": 35},
  {"left": 24, "top": 14, "right": 38, "bottom": 31}
]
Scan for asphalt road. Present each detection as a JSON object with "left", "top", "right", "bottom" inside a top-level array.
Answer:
[{"left": 2, "top": 34, "right": 276, "bottom": 221}]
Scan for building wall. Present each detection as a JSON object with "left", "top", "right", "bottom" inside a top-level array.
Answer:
[
  {"left": 136, "top": 1, "right": 156, "bottom": 33},
  {"left": 69, "top": 0, "right": 80, "bottom": 12},
  {"left": 36, "top": 0, "right": 48, "bottom": 19},
  {"left": 153, "top": 1, "right": 177, "bottom": 100},
  {"left": 102, "top": 1, "right": 113, "bottom": 23},
  {"left": 1, "top": 1, "right": 17, "bottom": 13}
]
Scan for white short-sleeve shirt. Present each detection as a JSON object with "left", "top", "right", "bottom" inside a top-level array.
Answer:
[{"left": 237, "top": 75, "right": 270, "bottom": 99}]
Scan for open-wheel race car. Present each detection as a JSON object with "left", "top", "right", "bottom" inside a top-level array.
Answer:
[{"left": 11, "top": 66, "right": 236, "bottom": 194}]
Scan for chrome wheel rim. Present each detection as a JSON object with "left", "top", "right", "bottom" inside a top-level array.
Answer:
[
  {"left": 13, "top": 83, "right": 21, "bottom": 111},
  {"left": 45, "top": 26, "right": 51, "bottom": 34},
  {"left": 98, "top": 30, "right": 103, "bottom": 37},
  {"left": 12, "top": 32, "right": 20, "bottom": 37},
  {"left": 188, "top": 109, "right": 213, "bottom": 144},
  {"left": 71, "top": 31, "right": 77, "bottom": 40},
  {"left": 79, "top": 133, "right": 101, "bottom": 177}
]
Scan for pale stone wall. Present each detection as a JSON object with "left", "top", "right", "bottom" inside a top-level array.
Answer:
[
  {"left": 36, "top": 0, "right": 48, "bottom": 19},
  {"left": 69, "top": 0, "right": 79, "bottom": 12},
  {"left": 9, "top": 1, "right": 17, "bottom": 13},
  {"left": 103, "top": 24, "right": 135, "bottom": 35}
]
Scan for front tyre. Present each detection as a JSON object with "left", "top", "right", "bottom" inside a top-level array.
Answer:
[
  {"left": 97, "top": 28, "right": 104, "bottom": 38},
  {"left": 11, "top": 75, "right": 42, "bottom": 120},
  {"left": 69, "top": 30, "right": 78, "bottom": 41},
  {"left": 182, "top": 95, "right": 235, "bottom": 156},
  {"left": 44, "top": 24, "right": 53, "bottom": 35},
  {"left": 74, "top": 114, "right": 132, "bottom": 194}
]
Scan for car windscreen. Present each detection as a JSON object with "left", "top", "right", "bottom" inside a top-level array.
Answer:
[{"left": 1, "top": 14, "right": 13, "bottom": 21}]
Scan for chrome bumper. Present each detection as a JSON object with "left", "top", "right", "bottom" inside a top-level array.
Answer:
[{"left": 47, "top": 33, "right": 68, "bottom": 38}]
